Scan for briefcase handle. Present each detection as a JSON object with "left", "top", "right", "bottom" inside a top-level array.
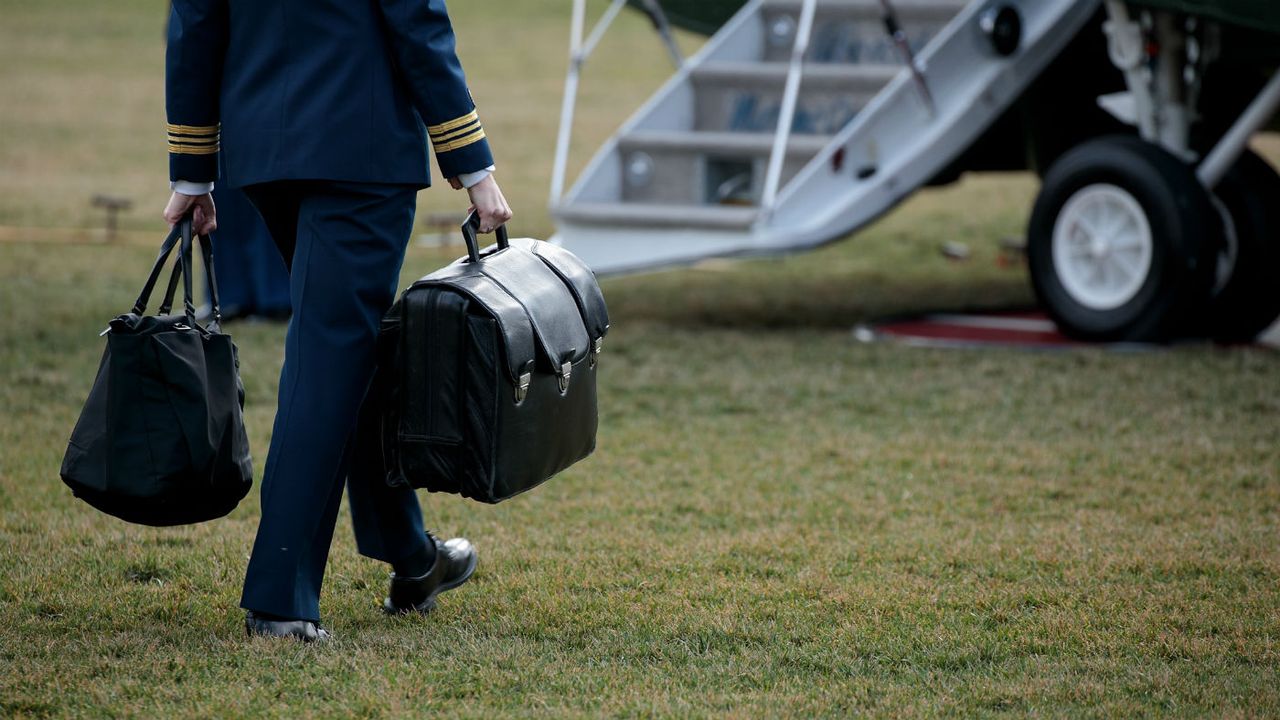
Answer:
[{"left": 461, "top": 210, "right": 510, "bottom": 264}]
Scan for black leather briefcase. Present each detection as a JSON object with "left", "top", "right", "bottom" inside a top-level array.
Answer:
[{"left": 358, "top": 214, "right": 609, "bottom": 503}]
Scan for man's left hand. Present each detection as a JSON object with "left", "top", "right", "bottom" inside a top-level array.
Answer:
[{"left": 163, "top": 191, "right": 217, "bottom": 234}]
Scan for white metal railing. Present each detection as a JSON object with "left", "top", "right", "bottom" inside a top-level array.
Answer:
[
  {"left": 1198, "top": 70, "right": 1280, "bottom": 187},
  {"left": 550, "top": 0, "right": 684, "bottom": 207},
  {"left": 758, "top": 0, "right": 817, "bottom": 221}
]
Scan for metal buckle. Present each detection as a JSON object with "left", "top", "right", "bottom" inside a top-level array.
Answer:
[
  {"left": 514, "top": 372, "right": 532, "bottom": 404},
  {"left": 557, "top": 362, "right": 572, "bottom": 393},
  {"left": 589, "top": 337, "right": 603, "bottom": 368}
]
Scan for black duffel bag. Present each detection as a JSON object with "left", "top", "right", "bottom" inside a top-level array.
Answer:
[
  {"left": 59, "top": 218, "right": 254, "bottom": 526},
  {"left": 358, "top": 213, "right": 608, "bottom": 503}
]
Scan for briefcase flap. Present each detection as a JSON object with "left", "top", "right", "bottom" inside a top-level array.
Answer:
[
  {"left": 412, "top": 245, "right": 592, "bottom": 383},
  {"left": 509, "top": 238, "right": 609, "bottom": 342}
]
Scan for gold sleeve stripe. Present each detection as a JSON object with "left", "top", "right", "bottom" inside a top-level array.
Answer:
[
  {"left": 427, "top": 110, "right": 479, "bottom": 137},
  {"left": 166, "top": 122, "right": 220, "bottom": 135},
  {"left": 430, "top": 120, "right": 481, "bottom": 145},
  {"left": 169, "top": 143, "right": 220, "bottom": 155},
  {"left": 167, "top": 135, "right": 219, "bottom": 145},
  {"left": 433, "top": 128, "right": 486, "bottom": 153}
]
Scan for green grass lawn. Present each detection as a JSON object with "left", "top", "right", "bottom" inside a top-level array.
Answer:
[
  {"left": 3, "top": 208, "right": 1279, "bottom": 716},
  {"left": 3, "top": 0, "right": 1280, "bottom": 717}
]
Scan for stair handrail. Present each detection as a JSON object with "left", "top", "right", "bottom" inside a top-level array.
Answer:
[
  {"left": 758, "top": 0, "right": 818, "bottom": 223},
  {"left": 635, "top": 0, "right": 686, "bottom": 68},
  {"left": 550, "top": 0, "right": 684, "bottom": 207}
]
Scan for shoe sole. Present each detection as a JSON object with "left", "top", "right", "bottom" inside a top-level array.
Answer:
[{"left": 383, "top": 550, "right": 479, "bottom": 615}]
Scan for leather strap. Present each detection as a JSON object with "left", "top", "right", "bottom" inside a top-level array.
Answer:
[
  {"left": 196, "top": 230, "right": 223, "bottom": 332},
  {"left": 158, "top": 257, "right": 185, "bottom": 316},
  {"left": 131, "top": 224, "right": 184, "bottom": 316},
  {"left": 178, "top": 218, "right": 198, "bottom": 326},
  {"left": 138, "top": 218, "right": 224, "bottom": 330}
]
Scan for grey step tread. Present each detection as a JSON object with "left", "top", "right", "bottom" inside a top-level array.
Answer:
[
  {"left": 692, "top": 61, "right": 900, "bottom": 89},
  {"left": 762, "top": 0, "right": 968, "bottom": 20},
  {"left": 555, "top": 202, "right": 759, "bottom": 230},
  {"left": 618, "top": 130, "right": 835, "bottom": 156}
]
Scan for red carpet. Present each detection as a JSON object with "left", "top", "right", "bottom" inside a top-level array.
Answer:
[
  {"left": 862, "top": 312, "right": 1280, "bottom": 349},
  {"left": 860, "top": 312, "right": 1085, "bottom": 349}
]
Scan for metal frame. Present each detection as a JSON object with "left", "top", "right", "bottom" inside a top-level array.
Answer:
[{"left": 1198, "top": 71, "right": 1280, "bottom": 187}]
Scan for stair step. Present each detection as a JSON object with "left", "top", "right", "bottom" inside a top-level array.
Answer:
[
  {"left": 618, "top": 130, "right": 834, "bottom": 157},
  {"left": 615, "top": 131, "right": 828, "bottom": 205},
  {"left": 691, "top": 62, "right": 899, "bottom": 90},
  {"left": 692, "top": 62, "right": 888, "bottom": 134},
  {"left": 759, "top": 0, "right": 965, "bottom": 63},
  {"left": 555, "top": 202, "right": 759, "bottom": 231},
  {"left": 760, "top": 0, "right": 968, "bottom": 22}
]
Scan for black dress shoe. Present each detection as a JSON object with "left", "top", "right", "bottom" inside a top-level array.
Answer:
[
  {"left": 245, "top": 610, "right": 332, "bottom": 642},
  {"left": 384, "top": 537, "right": 478, "bottom": 614}
]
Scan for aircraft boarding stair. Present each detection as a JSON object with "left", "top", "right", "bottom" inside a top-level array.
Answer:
[{"left": 550, "top": 0, "right": 1101, "bottom": 274}]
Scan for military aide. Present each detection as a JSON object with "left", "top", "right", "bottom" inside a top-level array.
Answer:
[{"left": 162, "top": 0, "right": 512, "bottom": 642}]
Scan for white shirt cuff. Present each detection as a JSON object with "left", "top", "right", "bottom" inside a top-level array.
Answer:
[
  {"left": 458, "top": 166, "right": 496, "bottom": 189},
  {"left": 171, "top": 180, "right": 214, "bottom": 196}
]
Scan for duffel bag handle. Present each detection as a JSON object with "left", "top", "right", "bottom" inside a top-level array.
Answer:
[
  {"left": 177, "top": 217, "right": 199, "bottom": 326},
  {"left": 158, "top": 223, "right": 223, "bottom": 330},
  {"left": 178, "top": 218, "right": 227, "bottom": 330},
  {"left": 195, "top": 226, "right": 225, "bottom": 331},
  {"left": 461, "top": 210, "right": 510, "bottom": 264},
  {"left": 157, "top": 255, "right": 185, "bottom": 317},
  {"left": 131, "top": 224, "right": 184, "bottom": 316},
  {"left": 131, "top": 216, "right": 224, "bottom": 330}
]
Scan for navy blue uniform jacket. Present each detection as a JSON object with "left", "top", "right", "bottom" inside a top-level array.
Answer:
[{"left": 166, "top": 0, "right": 494, "bottom": 189}]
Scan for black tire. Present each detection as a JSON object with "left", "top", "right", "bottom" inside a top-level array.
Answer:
[
  {"left": 1027, "top": 135, "right": 1218, "bottom": 342},
  {"left": 1201, "top": 150, "right": 1280, "bottom": 343}
]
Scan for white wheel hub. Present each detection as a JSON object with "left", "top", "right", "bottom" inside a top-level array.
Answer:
[{"left": 1052, "top": 183, "right": 1154, "bottom": 311}]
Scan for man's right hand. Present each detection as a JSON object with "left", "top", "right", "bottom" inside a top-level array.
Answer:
[{"left": 465, "top": 175, "right": 513, "bottom": 233}]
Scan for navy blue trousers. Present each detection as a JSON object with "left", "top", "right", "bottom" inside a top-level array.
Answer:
[
  {"left": 209, "top": 186, "right": 291, "bottom": 315},
  {"left": 239, "top": 181, "right": 429, "bottom": 622}
]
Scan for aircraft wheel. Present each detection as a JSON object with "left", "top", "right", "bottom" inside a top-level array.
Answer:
[
  {"left": 1201, "top": 150, "right": 1280, "bottom": 343},
  {"left": 1027, "top": 136, "right": 1217, "bottom": 342}
]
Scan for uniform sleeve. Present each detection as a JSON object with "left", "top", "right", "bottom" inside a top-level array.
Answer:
[
  {"left": 165, "top": 0, "right": 228, "bottom": 185},
  {"left": 375, "top": 0, "right": 496, "bottom": 179}
]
